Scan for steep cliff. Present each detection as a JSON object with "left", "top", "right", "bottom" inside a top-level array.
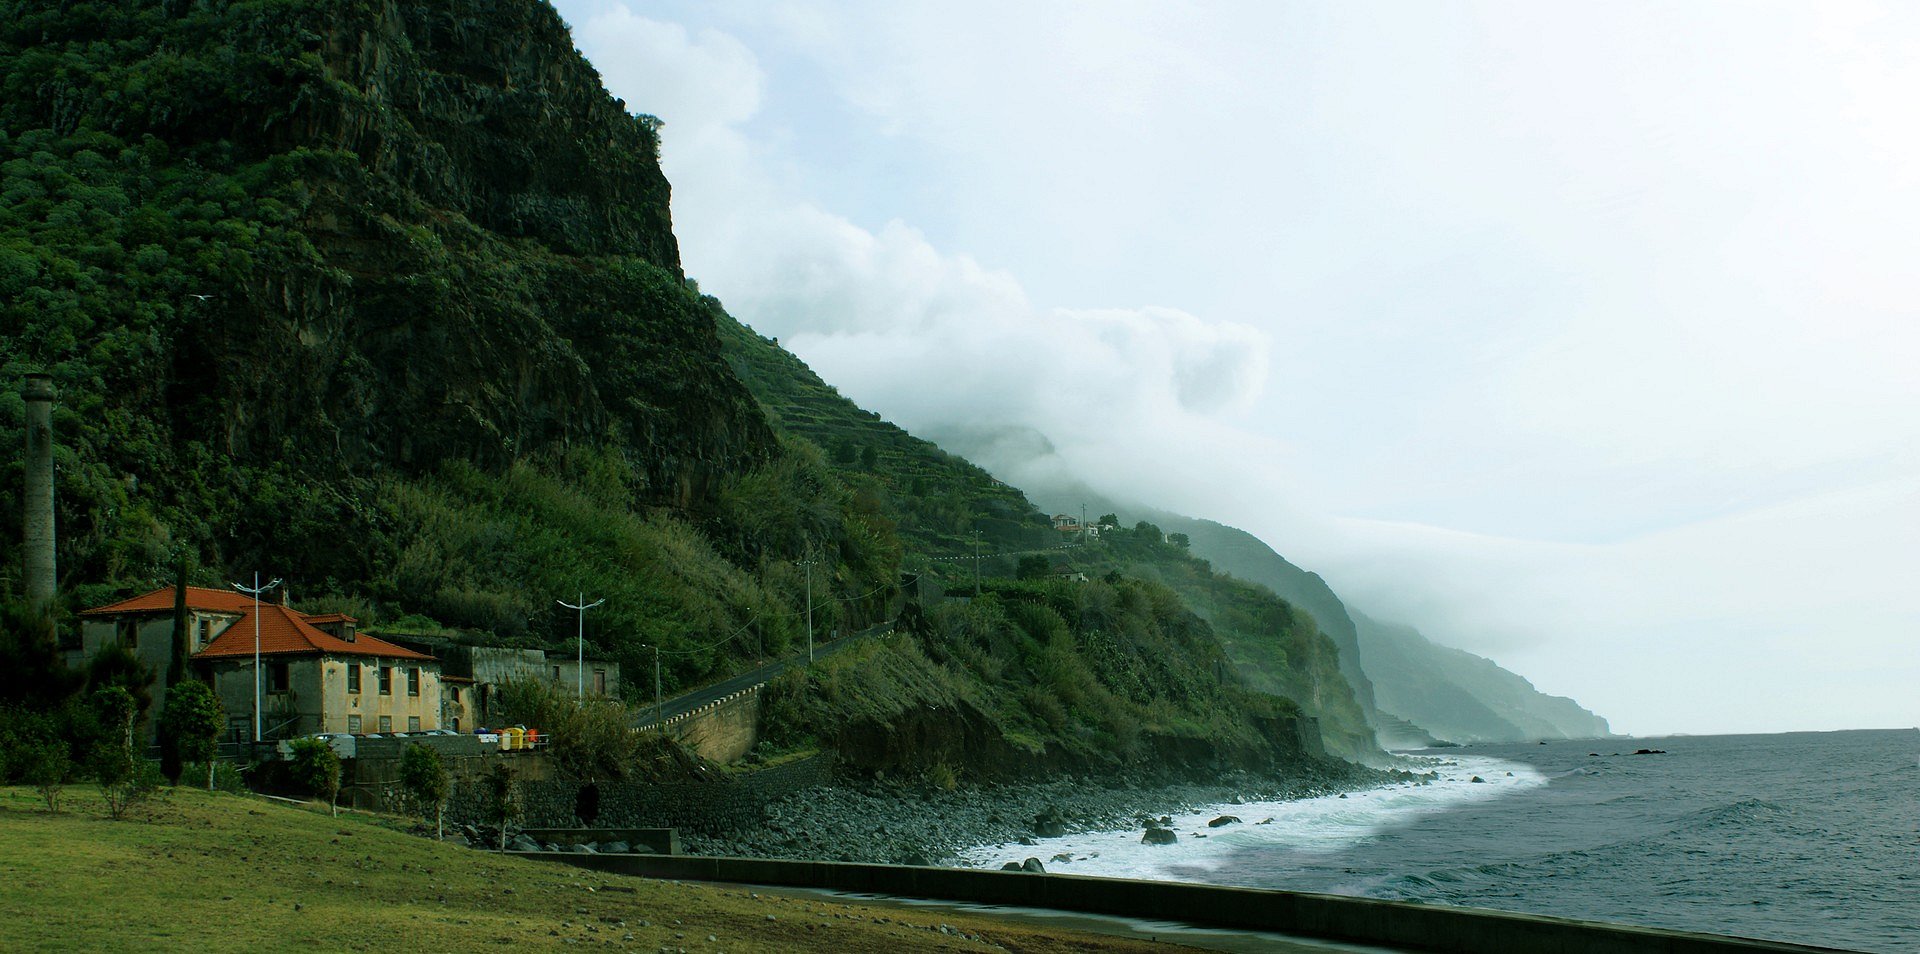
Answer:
[
  {"left": 1, "top": 0, "right": 769, "bottom": 592},
  {"left": 1352, "top": 611, "right": 1612, "bottom": 742},
  {"left": 1175, "top": 519, "right": 1611, "bottom": 743}
]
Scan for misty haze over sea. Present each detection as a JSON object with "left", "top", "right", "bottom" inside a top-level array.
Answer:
[{"left": 969, "top": 730, "right": 1918, "bottom": 952}]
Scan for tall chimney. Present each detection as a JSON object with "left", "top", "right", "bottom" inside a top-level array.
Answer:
[{"left": 22, "top": 373, "right": 56, "bottom": 617}]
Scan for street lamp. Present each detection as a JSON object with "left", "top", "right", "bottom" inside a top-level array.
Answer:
[
  {"left": 556, "top": 592, "right": 604, "bottom": 698},
  {"left": 230, "top": 573, "right": 281, "bottom": 742}
]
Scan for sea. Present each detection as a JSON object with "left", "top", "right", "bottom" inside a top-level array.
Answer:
[{"left": 959, "top": 729, "right": 1919, "bottom": 952}]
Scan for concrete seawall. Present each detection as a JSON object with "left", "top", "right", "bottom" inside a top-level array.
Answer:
[{"left": 526, "top": 853, "right": 1851, "bottom": 954}]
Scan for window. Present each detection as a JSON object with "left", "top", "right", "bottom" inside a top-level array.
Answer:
[
  {"left": 593, "top": 669, "right": 606, "bottom": 695},
  {"left": 196, "top": 618, "right": 211, "bottom": 649},
  {"left": 378, "top": 666, "right": 391, "bottom": 695},
  {"left": 552, "top": 665, "right": 562, "bottom": 681},
  {"left": 347, "top": 664, "right": 361, "bottom": 693},
  {"left": 347, "top": 714, "right": 362, "bottom": 734},
  {"left": 407, "top": 668, "right": 420, "bottom": 697},
  {"left": 269, "top": 661, "right": 290, "bottom": 693},
  {"left": 378, "top": 715, "right": 392, "bottom": 733},
  {"left": 407, "top": 716, "right": 421, "bottom": 733},
  {"left": 451, "top": 716, "right": 460, "bottom": 732}
]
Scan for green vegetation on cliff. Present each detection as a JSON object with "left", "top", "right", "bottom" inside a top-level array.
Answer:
[{"left": 715, "top": 314, "right": 1382, "bottom": 763}]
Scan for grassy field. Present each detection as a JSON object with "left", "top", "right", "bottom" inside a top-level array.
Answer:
[{"left": 0, "top": 786, "right": 1194, "bottom": 953}]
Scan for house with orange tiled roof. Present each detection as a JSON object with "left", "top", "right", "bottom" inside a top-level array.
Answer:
[{"left": 80, "top": 586, "right": 446, "bottom": 742}]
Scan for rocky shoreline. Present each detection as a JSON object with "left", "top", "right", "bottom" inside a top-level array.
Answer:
[{"left": 681, "top": 760, "right": 1433, "bottom": 867}]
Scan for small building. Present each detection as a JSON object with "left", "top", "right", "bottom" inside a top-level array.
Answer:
[
  {"left": 441, "top": 675, "right": 479, "bottom": 733},
  {"left": 380, "top": 639, "right": 621, "bottom": 723},
  {"left": 1051, "top": 561, "right": 1090, "bottom": 583},
  {"left": 79, "top": 586, "right": 443, "bottom": 741}
]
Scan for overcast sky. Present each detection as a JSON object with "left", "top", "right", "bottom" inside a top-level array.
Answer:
[{"left": 550, "top": 1, "right": 1918, "bottom": 736}]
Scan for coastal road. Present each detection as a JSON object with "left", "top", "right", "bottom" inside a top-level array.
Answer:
[{"left": 632, "top": 620, "right": 893, "bottom": 729}]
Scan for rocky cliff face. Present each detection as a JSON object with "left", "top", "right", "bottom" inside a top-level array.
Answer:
[
  {"left": 293, "top": 0, "right": 683, "bottom": 267},
  {"left": 3, "top": 0, "right": 768, "bottom": 533}
]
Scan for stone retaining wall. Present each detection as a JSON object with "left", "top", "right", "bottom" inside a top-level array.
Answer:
[
  {"left": 664, "top": 685, "right": 761, "bottom": 763},
  {"left": 447, "top": 752, "right": 835, "bottom": 834}
]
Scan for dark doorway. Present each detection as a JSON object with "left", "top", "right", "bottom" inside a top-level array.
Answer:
[{"left": 575, "top": 783, "right": 601, "bottom": 826}]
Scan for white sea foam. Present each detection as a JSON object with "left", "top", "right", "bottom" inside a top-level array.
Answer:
[{"left": 958, "top": 755, "right": 1547, "bottom": 884}]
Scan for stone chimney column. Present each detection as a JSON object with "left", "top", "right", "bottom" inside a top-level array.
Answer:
[{"left": 22, "top": 374, "right": 56, "bottom": 617}]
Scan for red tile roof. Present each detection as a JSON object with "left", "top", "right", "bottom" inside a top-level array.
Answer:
[
  {"left": 81, "top": 587, "right": 432, "bottom": 662},
  {"left": 80, "top": 585, "right": 256, "bottom": 617},
  {"left": 303, "top": 612, "right": 360, "bottom": 625},
  {"left": 192, "top": 603, "right": 432, "bottom": 661}
]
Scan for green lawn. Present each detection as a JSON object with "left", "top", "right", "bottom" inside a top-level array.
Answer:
[{"left": 0, "top": 786, "right": 1189, "bottom": 952}]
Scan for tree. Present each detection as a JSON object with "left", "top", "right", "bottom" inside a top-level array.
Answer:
[
  {"left": 21, "top": 737, "right": 70, "bottom": 813},
  {"left": 483, "top": 761, "right": 519, "bottom": 851},
  {"left": 0, "top": 602, "right": 81, "bottom": 710},
  {"left": 495, "top": 677, "right": 636, "bottom": 782},
  {"left": 1167, "top": 533, "right": 1190, "bottom": 550},
  {"left": 160, "top": 564, "right": 193, "bottom": 786},
  {"left": 85, "top": 642, "right": 155, "bottom": 736},
  {"left": 399, "top": 742, "right": 451, "bottom": 840},
  {"left": 287, "top": 737, "right": 342, "bottom": 816},
  {"left": 1097, "top": 514, "right": 1119, "bottom": 528},
  {"left": 158, "top": 680, "right": 224, "bottom": 791},
  {"left": 88, "top": 686, "right": 151, "bottom": 819},
  {"left": 167, "top": 559, "right": 191, "bottom": 687},
  {"left": 1016, "top": 555, "right": 1051, "bottom": 580}
]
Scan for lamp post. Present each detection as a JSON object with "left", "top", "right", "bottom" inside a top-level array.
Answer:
[
  {"left": 556, "top": 593, "right": 604, "bottom": 698},
  {"left": 230, "top": 573, "right": 281, "bottom": 742}
]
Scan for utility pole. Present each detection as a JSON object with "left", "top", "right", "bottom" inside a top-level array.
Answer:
[
  {"left": 230, "top": 573, "right": 281, "bottom": 742},
  {"left": 795, "top": 555, "right": 816, "bottom": 662},
  {"left": 556, "top": 592, "right": 605, "bottom": 698},
  {"left": 653, "top": 644, "right": 663, "bottom": 729},
  {"left": 971, "top": 530, "right": 983, "bottom": 596},
  {"left": 1080, "top": 503, "right": 1087, "bottom": 549}
]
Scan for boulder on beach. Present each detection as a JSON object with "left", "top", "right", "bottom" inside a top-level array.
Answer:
[
  {"left": 567, "top": 843, "right": 595, "bottom": 853},
  {"left": 1050, "top": 853, "right": 1074, "bottom": 864},
  {"left": 1470, "top": 776, "right": 1486, "bottom": 783},
  {"left": 603, "top": 841, "right": 630, "bottom": 854},
  {"left": 1022, "top": 858, "right": 1046, "bottom": 873},
  {"left": 1001, "top": 862, "right": 1023, "bottom": 871},
  {"left": 1257, "top": 818, "right": 1274, "bottom": 825},
  {"left": 1142, "top": 827, "right": 1178, "bottom": 846},
  {"left": 1033, "top": 806, "right": 1068, "bottom": 838},
  {"left": 1207, "top": 815, "right": 1241, "bottom": 828}
]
